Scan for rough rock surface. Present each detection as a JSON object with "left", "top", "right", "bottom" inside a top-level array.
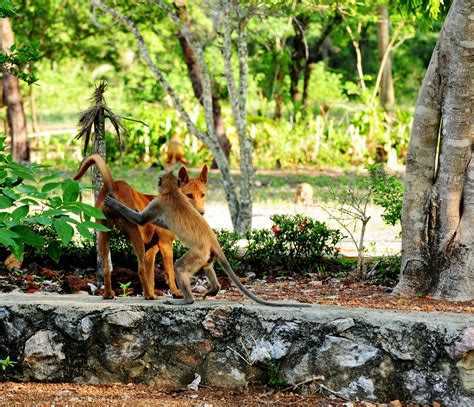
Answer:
[{"left": 0, "top": 294, "right": 472, "bottom": 404}]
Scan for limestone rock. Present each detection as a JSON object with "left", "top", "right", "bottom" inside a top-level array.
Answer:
[
  {"left": 446, "top": 327, "right": 474, "bottom": 360},
  {"left": 104, "top": 310, "right": 144, "bottom": 328},
  {"left": 456, "top": 350, "right": 474, "bottom": 395},
  {"left": 202, "top": 306, "right": 233, "bottom": 338},
  {"left": 316, "top": 336, "right": 379, "bottom": 368},
  {"left": 23, "top": 330, "right": 65, "bottom": 380}
]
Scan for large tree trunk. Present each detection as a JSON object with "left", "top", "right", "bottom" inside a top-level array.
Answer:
[
  {"left": 376, "top": 6, "right": 395, "bottom": 111},
  {"left": 174, "top": 0, "right": 231, "bottom": 166},
  {"left": 394, "top": 0, "right": 473, "bottom": 301},
  {"left": 0, "top": 18, "right": 29, "bottom": 162}
]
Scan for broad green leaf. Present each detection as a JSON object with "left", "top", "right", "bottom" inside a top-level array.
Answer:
[
  {"left": 0, "top": 228, "right": 19, "bottom": 251},
  {"left": 47, "top": 240, "right": 62, "bottom": 263},
  {"left": 77, "top": 224, "right": 94, "bottom": 241},
  {"left": 8, "top": 164, "right": 36, "bottom": 182},
  {"left": 2, "top": 188, "right": 19, "bottom": 200},
  {"left": 11, "top": 205, "right": 29, "bottom": 220},
  {"left": 10, "top": 225, "right": 44, "bottom": 249},
  {"left": 53, "top": 218, "right": 74, "bottom": 245},
  {"left": 0, "top": 195, "right": 12, "bottom": 209},
  {"left": 24, "top": 215, "right": 52, "bottom": 226},
  {"left": 82, "top": 220, "right": 110, "bottom": 232},
  {"left": 40, "top": 173, "right": 60, "bottom": 183},
  {"left": 18, "top": 198, "right": 39, "bottom": 205},
  {"left": 48, "top": 196, "right": 62, "bottom": 208},
  {"left": 42, "top": 208, "right": 63, "bottom": 217},
  {"left": 77, "top": 202, "right": 106, "bottom": 219},
  {"left": 61, "top": 179, "right": 80, "bottom": 203},
  {"left": 41, "top": 182, "right": 62, "bottom": 193}
]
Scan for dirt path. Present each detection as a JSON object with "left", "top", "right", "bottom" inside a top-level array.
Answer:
[{"left": 0, "top": 382, "right": 344, "bottom": 406}]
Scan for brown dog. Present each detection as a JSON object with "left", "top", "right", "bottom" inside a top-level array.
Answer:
[
  {"left": 73, "top": 154, "right": 208, "bottom": 299},
  {"left": 166, "top": 135, "right": 187, "bottom": 167}
]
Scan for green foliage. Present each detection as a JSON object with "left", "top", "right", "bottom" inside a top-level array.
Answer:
[
  {"left": 0, "top": 40, "right": 40, "bottom": 84},
  {"left": 265, "top": 359, "right": 285, "bottom": 389},
  {"left": 367, "top": 164, "right": 403, "bottom": 226},
  {"left": 0, "top": 355, "right": 15, "bottom": 371},
  {"left": 119, "top": 281, "right": 132, "bottom": 297},
  {"left": 0, "top": 136, "right": 108, "bottom": 260},
  {"left": 368, "top": 254, "right": 401, "bottom": 286},
  {"left": 244, "top": 214, "right": 343, "bottom": 276}
]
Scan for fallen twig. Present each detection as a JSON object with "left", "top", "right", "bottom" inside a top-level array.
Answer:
[{"left": 282, "top": 375, "right": 325, "bottom": 392}]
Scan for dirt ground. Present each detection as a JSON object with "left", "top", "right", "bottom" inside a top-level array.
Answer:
[{"left": 0, "top": 381, "right": 436, "bottom": 406}]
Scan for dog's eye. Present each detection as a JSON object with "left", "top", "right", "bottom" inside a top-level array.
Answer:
[
  {"left": 201, "top": 193, "right": 206, "bottom": 198},
  {"left": 186, "top": 194, "right": 193, "bottom": 199}
]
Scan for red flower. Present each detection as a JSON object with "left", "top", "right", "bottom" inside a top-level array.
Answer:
[
  {"left": 334, "top": 246, "right": 341, "bottom": 253},
  {"left": 300, "top": 220, "right": 307, "bottom": 231},
  {"left": 272, "top": 224, "right": 281, "bottom": 234}
]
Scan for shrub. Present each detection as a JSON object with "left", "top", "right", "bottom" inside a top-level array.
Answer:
[
  {"left": 244, "top": 214, "right": 343, "bottom": 276},
  {"left": 0, "top": 136, "right": 107, "bottom": 261}
]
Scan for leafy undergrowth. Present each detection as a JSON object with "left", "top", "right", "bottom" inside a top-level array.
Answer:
[{"left": 1, "top": 262, "right": 472, "bottom": 314}]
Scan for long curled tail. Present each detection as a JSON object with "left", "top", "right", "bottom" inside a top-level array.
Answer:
[
  {"left": 216, "top": 250, "right": 311, "bottom": 308},
  {"left": 73, "top": 154, "right": 115, "bottom": 192}
]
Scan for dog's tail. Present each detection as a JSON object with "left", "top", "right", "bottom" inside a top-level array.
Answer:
[{"left": 73, "top": 154, "right": 115, "bottom": 192}]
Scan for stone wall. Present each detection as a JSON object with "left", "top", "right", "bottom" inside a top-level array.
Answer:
[{"left": 0, "top": 294, "right": 472, "bottom": 405}]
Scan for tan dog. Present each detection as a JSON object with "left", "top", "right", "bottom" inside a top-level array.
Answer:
[
  {"left": 73, "top": 154, "right": 208, "bottom": 299},
  {"left": 295, "top": 182, "right": 313, "bottom": 211},
  {"left": 166, "top": 135, "right": 187, "bottom": 166}
]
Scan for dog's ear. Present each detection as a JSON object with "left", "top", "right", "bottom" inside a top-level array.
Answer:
[
  {"left": 158, "top": 177, "right": 163, "bottom": 187},
  {"left": 177, "top": 178, "right": 182, "bottom": 188},
  {"left": 178, "top": 166, "right": 189, "bottom": 185},
  {"left": 199, "top": 165, "right": 208, "bottom": 184}
]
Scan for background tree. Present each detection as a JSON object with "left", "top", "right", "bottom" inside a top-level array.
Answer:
[
  {"left": 0, "top": 17, "right": 29, "bottom": 161},
  {"left": 92, "top": 0, "right": 254, "bottom": 232},
  {"left": 394, "top": 0, "right": 473, "bottom": 300}
]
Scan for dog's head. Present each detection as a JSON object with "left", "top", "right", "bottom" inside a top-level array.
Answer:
[{"left": 178, "top": 165, "right": 208, "bottom": 215}]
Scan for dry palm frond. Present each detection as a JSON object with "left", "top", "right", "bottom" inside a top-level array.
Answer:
[{"left": 76, "top": 82, "right": 127, "bottom": 155}]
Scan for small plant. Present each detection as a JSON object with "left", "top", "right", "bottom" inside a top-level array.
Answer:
[
  {"left": 367, "top": 163, "right": 403, "bottom": 227},
  {"left": 265, "top": 359, "right": 286, "bottom": 389},
  {"left": 119, "top": 281, "right": 132, "bottom": 297},
  {"left": 0, "top": 356, "right": 15, "bottom": 371}
]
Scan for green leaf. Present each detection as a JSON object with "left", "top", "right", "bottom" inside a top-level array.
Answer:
[
  {"left": 42, "top": 208, "right": 63, "bottom": 217},
  {"left": 82, "top": 220, "right": 110, "bottom": 232},
  {"left": 71, "top": 202, "right": 106, "bottom": 219},
  {"left": 24, "top": 215, "right": 52, "bottom": 226},
  {"left": 48, "top": 196, "right": 63, "bottom": 208},
  {"left": 41, "top": 182, "right": 62, "bottom": 193},
  {"left": 47, "top": 240, "right": 62, "bottom": 263},
  {"left": 8, "top": 164, "right": 36, "bottom": 182},
  {"left": 77, "top": 224, "right": 94, "bottom": 241},
  {"left": 0, "top": 195, "right": 12, "bottom": 209},
  {"left": 53, "top": 218, "right": 74, "bottom": 245},
  {"left": 2, "top": 188, "right": 19, "bottom": 200},
  {"left": 11, "top": 205, "right": 29, "bottom": 220},
  {"left": 0, "top": 228, "right": 20, "bottom": 252},
  {"left": 18, "top": 198, "right": 39, "bottom": 205},
  {"left": 40, "top": 173, "right": 60, "bottom": 183},
  {"left": 10, "top": 225, "right": 44, "bottom": 249},
  {"left": 61, "top": 179, "right": 80, "bottom": 203}
]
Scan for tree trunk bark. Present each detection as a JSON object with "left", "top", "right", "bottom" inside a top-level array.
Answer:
[
  {"left": 174, "top": 1, "right": 232, "bottom": 166},
  {"left": 0, "top": 18, "right": 29, "bottom": 162},
  {"left": 394, "top": 0, "right": 473, "bottom": 301},
  {"left": 376, "top": 6, "right": 395, "bottom": 111},
  {"left": 29, "top": 85, "right": 38, "bottom": 133}
]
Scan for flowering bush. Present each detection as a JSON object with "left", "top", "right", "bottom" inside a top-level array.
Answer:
[{"left": 244, "top": 214, "right": 343, "bottom": 275}]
